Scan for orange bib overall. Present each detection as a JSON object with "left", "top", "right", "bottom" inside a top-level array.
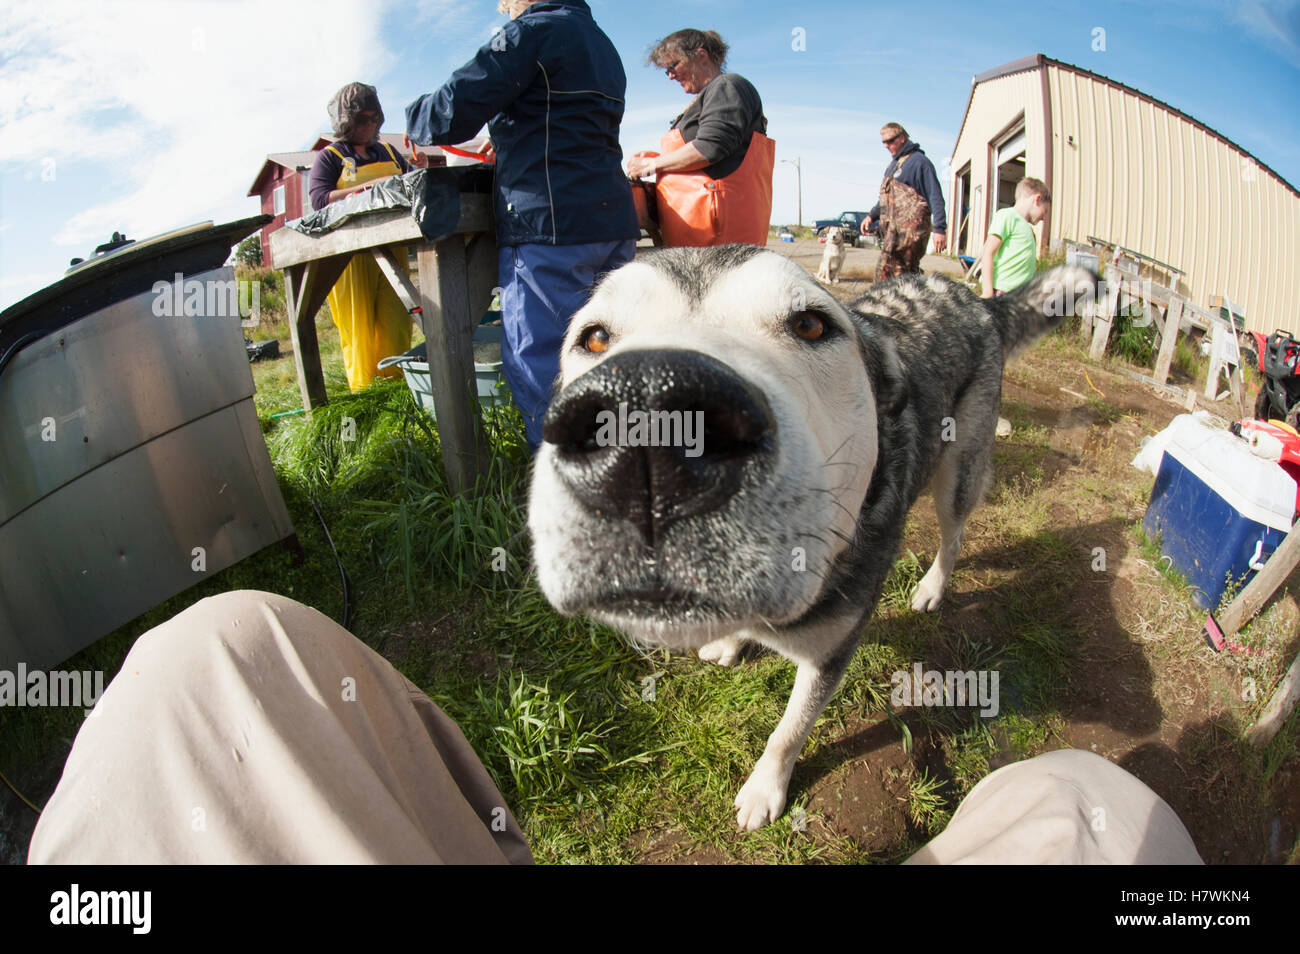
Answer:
[{"left": 654, "top": 128, "right": 775, "bottom": 247}]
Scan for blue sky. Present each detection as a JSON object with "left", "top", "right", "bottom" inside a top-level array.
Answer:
[{"left": 1, "top": 0, "right": 1297, "bottom": 308}]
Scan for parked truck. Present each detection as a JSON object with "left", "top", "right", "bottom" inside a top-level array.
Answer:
[{"left": 814, "top": 211, "right": 876, "bottom": 246}]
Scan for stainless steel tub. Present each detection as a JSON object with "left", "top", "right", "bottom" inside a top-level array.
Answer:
[{"left": 0, "top": 218, "right": 294, "bottom": 671}]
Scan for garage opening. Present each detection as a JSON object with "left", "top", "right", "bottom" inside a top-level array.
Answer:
[{"left": 995, "top": 125, "right": 1027, "bottom": 212}]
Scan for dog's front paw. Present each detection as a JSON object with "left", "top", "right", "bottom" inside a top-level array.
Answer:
[
  {"left": 734, "top": 763, "right": 789, "bottom": 830},
  {"left": 698, "top": 636, "right": 744, "bottom": 668},
  {"left": 910, "top": 575, "right": 946, "bottom": 613}
]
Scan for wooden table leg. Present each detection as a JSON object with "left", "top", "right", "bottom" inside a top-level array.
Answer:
[
  {"left": 284, "top": 255, "right": 349, "bottom": 409},
  {"left": 371, "top": 247, "right": 421, "bottom": 314},
  {"left": 1152, "top": 296, "right": 1183, "bottom": 385},
  {"left": 465, "top": 233, "right": 499, "bottom": 316},
  {"left": 416, "top": 238, "right": 489, "bottom": 495}
]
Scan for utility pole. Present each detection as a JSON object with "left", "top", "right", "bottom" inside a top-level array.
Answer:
[{"left": 780, "top": 157, "right": 802, "bottom": 228}]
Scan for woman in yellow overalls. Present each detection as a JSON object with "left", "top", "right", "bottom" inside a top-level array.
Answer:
[{"left": 308, "top": 82, "right": 426, "bottom": 391}]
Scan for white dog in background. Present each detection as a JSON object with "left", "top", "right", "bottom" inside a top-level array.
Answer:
[{"left": 816, "top": 226, "right": 848, "bottom": 284}]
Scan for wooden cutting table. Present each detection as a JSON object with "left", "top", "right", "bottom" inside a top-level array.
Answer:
[{"left": 269, "top": 195, "right": 497, "bottom": 495}]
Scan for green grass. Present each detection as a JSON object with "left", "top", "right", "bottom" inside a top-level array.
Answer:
[
  {"left": 1109, "top": 308, "right": 1159, "bottom": 366},
  {"left": 1136, "top": 524, "right": 1196, "bottom": 595},
  {"left": 233, "top": 264, "right": 292, "bottom": 342},
  {"left": 906, "top": 768, "right": 951, "bottom": 834}
]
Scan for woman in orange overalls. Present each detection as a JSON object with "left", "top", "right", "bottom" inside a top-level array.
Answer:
[
  {"left": 307, "top": 82, "right": 426, "bottom": 391},
  {"left": 625, "top": 30, "right": 774, "bottom": 248}
]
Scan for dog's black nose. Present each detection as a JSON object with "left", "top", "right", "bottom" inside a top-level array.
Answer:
[{"left": 542, "top": 349, "right": 774, "bottom": 545}]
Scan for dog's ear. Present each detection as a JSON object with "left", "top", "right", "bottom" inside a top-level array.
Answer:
[{"left": 860, "top": 326, "right": 907, "bottom": 416}]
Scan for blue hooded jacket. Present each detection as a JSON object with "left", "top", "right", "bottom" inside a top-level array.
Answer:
[{"left": 405, "top": 0, "right": 638, "bottom": 247}]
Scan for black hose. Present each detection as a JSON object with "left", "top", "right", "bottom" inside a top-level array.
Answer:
[
  {"left": 309, "top": 497, "right": 351, "bottom": 630},
  {"left": 0, "top": 766, "right": 42, "bottom": 814}
]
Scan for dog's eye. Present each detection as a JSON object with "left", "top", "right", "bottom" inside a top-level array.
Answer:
[
  {"left": 581, "top": 327, "right": 612, "bottom": 354},
  {"left": 790, "top": 311, "right": 827, "bottom": 342}
]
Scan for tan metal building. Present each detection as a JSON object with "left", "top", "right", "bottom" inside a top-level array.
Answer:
[{"left": 949, "top": 54, "right": 1300, "bottom": 331}]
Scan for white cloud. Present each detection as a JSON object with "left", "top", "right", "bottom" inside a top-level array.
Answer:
[
  {"left": 1235, "top": 0, "right": 1300, "bottom": 67},
  {"left": 0, "top": 0, "right": 434, "bottom": 247}
]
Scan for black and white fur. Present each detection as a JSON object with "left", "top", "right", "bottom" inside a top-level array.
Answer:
[{"left": 529, "top": 245, "right": 1095, "bottom": 829}]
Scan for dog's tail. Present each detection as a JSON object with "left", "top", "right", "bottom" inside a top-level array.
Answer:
[{"left": 989, "top": 264, "right": 1100, "bottom": 361}]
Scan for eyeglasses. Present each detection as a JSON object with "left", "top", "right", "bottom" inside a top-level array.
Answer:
[
  {"left": 882, "top": 133, "right": 902, "bottom": 146},
  {"left": 663, "top": 58, "right": 686, "bottom": 77},
  {"left": 356, "top": 112, "right": 378, "bottom": 125}
]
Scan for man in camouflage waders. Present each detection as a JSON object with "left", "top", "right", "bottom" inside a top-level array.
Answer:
[{"left": 861, "top": 123, "right": 947, "bottom": 281}]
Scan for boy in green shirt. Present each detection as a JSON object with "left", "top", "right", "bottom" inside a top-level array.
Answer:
[{"left": 979, "top": 177, "right": 1051, "bottom": 298}]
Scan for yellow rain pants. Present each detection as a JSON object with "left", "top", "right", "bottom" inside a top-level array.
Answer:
[{"left": 323, "top": 142, "right": 413, "bottom": 391}]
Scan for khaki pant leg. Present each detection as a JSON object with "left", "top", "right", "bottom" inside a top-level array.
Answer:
[
  {"left": 904, "top": 749, "right": 1202, "bottom": 865},
  {"left": 29, "top": 590, "right": 532, "bottom": 865}
]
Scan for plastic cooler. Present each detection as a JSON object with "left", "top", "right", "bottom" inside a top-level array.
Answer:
[
  {"left": 378, "top": 323, "right": 512, "bottom": 420},
  {"left": 1143, "top": 416, "right": 1296, "bottom": 609}
]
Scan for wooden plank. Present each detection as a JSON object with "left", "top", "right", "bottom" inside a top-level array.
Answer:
[
  {"left": 283, "top": 257, "right": 347, "bottom": 409},
  {"left": 1246, "top": 646, "right": 1300, "bottom": 746},
  {"left": 1205, "top": 322, "right": 1226, "bottom": 399},
  {"left": 1147, "top": 300, "right": 1166, "bottom": 338},
  {"left": 1115, "top": 366, "right": 1190, "bottom": 404},
  {"left": 1135, "top": 277, "right": 1173, "bottom": 310},
  {"left": 1216, "top": 523, "right": 1300, "bottom": 637},
  {"left": 270, "top": 194, "right": 492, "bottom": 268},
  {"left": 1089, "top": 313, "right": 1113, "bottom": 360},
  {"left": 370, "top": 246, "right": 421, "bottom": 314},
  {"left": 1153, "top": 296, "right": 1183, "bottom": 385},
  {"left": 273, "top": 209, "right": 417, "bottom": 269},
  {"left": 465, "top": 233, "right": 499, "bottom": 319},
  {"left": 1180, "top": 300, "right": 1216, "bottom": 331},
  {"left": 416, "top": 238, "right": 489, "bottom": 495},
  {"left": 1098, "top": 238, "right": 1185, "bottom": 277},
  {"left": 1108, "top": 265, "right": 1196, "bottom": 322}
]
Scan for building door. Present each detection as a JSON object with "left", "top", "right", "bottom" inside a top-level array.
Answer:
[
  {"left": 953, "top": 163, "right": 972, "bottom": 256},
  {"left": 994, "top": 126, "right": 1027, "bottom": 214}
]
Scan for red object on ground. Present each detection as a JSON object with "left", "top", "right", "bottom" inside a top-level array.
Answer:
[{"left": 1251, "top": 331, "right": 1268, "bottom": 372}]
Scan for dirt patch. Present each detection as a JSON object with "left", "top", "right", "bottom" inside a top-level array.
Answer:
[
  {"left": 765, "top": 236, "right": 967, "bottom": 287},
  {"left": 628, "top": 830, "right": 734, "bottom": 865},
  {"left": 805, "top": 720, "right": 918, "bottom": 854}
]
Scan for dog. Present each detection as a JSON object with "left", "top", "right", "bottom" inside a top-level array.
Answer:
[
  {"left": 528, "top": 245, "right": 1095, "bottom": 830},
  {"left": 816, "top": 226, "right": 848, "bottom": 284}
]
